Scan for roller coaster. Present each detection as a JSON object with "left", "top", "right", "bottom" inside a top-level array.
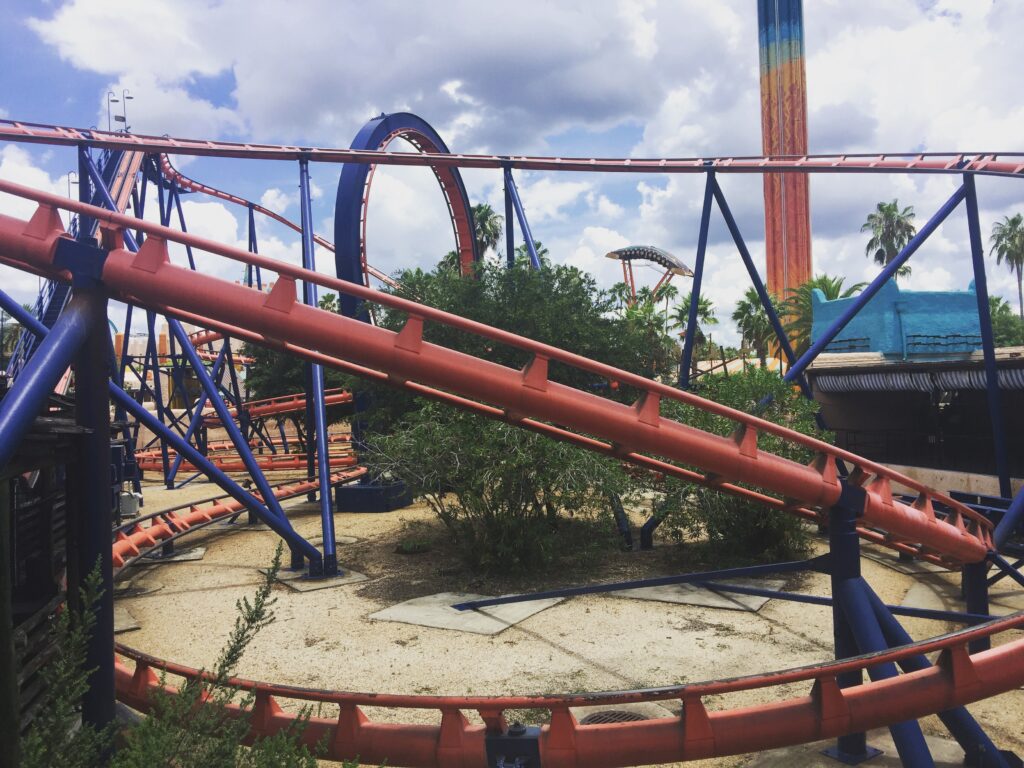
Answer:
[{"left": 0, "top": 114, "right": 1023, "bottom": 767}]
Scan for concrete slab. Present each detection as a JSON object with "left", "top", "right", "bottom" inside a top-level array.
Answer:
[
  {"left": 748, "top": 728, "right": 981, "bottom": 766},
  {"left": 611, "top": 578, "right": 786, "bottom": 612},
  {"left": 276, "top": 567, "right": 368, "bottom": 592},
  {"left": 863, "top": 549, "right": 949, "bottom": 576},
  {"left": 114, "top": 578, "right": 161, "bottom": 598},
  {"left": 114, "top": 605, "right": 140, "bottom": 634},
  {"left": 369, "top": 592, "right": 564, "bottom": 635},
  {"left": 135, "top": 546, "right": 206, "bottom": 565},
  {"left": 902, "top": 576, "right": 1024, "bottom": 616}
]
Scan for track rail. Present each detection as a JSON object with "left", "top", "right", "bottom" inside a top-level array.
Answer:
[
  {"left": 112, "top": 613, "right": 1024, "bottom": 766},
  {"left": 158, "top": 155, "right": 397, "bottom": 287},
  {"left": 2, "top": 119, "right": 1024, "bottom": 177},
  {"left": 202, "top": 387, "right": 353, "bottom": 423},
  {"left": 112, "top": 466, "right": 365, "bottom": 570},
  {"left": 0, "top": 180, "right": 995, "bottom": 566}
]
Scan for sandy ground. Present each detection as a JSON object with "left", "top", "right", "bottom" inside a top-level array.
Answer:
[{"left": 119, "top": 478, "right": 1024, "bottom": 766}]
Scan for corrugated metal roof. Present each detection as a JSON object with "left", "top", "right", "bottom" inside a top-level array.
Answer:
[{"left": 815, "top": 368, "right": 1024, "bottom": 393}]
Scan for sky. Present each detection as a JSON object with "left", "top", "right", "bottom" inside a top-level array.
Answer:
[{"left": 1, "top": 0, "right": 1023, "bottom": 345}]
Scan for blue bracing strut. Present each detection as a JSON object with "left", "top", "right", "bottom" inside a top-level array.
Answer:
[
  {"left": 784, "top": 184, "right": 966, "bottom": 386},
  {"left": 0, "top": 294, "right": 99, "bottom": 471},
  {"left": 504, "top": 166, "right": 541, "bottom": 270},
  {"left": 963, "top": 174, "right": 1011, "bottom": 499},
  {"left": 299, "top": 156, "right": 339, "bottom": 577},
  {"left": 679, "top": 171, "right": 715, "bottom": 389},
  {"left": 863, "top": 585, "right": 1012, "bottom": 768}
]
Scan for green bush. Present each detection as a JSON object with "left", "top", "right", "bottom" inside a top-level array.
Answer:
[
  {"left": 371, "top": 403, "right": 632, "bottom": 572},
  {"left": 655, "top": 368, "right": 829, "bottom": 561}
]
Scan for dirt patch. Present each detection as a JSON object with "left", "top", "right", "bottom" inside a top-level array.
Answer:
[{"left": 117, "top": 478, "right": 1024, "bottom": 765}]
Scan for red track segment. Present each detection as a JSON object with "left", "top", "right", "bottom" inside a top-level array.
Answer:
[
  {"left": 159, "top": 155, "right": 397, "bottom": 287},
  {"left": 113, "top": 615, "right": 1024, "bottom": 766},
  {"left": 0, "top": 184, "right": 994, "bottom": 566},
  {"left": 111, "top": 466, "right": 366, "bottom": 570},
  {"left": 202, "top": 388, "right": 353, "bottom": 423},
  {"left": 135, "top": 451, "right": 355, "bottom": 474},
  {"left": 2, "top": 120, "right": 1024, "bottom": 177}
]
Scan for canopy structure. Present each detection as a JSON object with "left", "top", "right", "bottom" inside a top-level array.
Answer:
[{"left": 605, "top": 245, "right": 692, "bottom": 303}]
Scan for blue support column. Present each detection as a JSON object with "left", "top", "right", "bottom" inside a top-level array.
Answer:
[
  {"left": 785, "top": 184, "right": 967, "bottom": 385},
  {"left": 836, "top": 579, "right": 935, "bottom": 767},
  {"left": 503, "top": 164, "right": 515, "bottom": 268},
  {"left": 299, "top": 157, "right": 338, "bottom": 577},
  {"left": 964, "top": 173, "right": 1011, "bottom": 499},
  {"left": 824, "top": 482, "right": 879, "bottom": 764},
  {"left": 993, "top": 487, "right": 1024, "bottom": 549},
  {"left": 71, "top": 285, "right": 116, "bottom": 732},
  {"left": 864, "top": 585, "right": 1012, "bottom": 768},
  {"left": 504, "top": 167, "right": 540, "bottom": 269},
  {"left": 962, "top": 561, "right": 991, "bottom": 654},
  {"left": 679, "top": 171, "right": 716, "bottom": 389}
]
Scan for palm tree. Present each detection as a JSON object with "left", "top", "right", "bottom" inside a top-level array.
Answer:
[
  {"left": 781, "top": 274, "right": 866, "bottom": 355},
  {"left": 514, "top": 240, "right": 550, "bottom": 267},
  {"left": 990, "top": 213, "right": 1024, "bottom": 321},
  {"left": 670, "top": 294, "right": 718, "bottom": 346},
  {"left": 861, "top": 199, "right": 916, "bottom": 279},
  {"left": 732, "top": 287, "right": 776, "bottom": 367},
  {"left": 471, "top": 203, "right": 503, "bottom": 256}
]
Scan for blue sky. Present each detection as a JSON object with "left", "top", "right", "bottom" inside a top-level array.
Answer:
[{"left": 2, "top": 0, "right": 1023, "bottom": 344}]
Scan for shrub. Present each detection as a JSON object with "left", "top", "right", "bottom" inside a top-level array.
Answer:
[
  {"left": 19, "top": 546, "right": 348, "bottom": 767},
  {"left": 654, "top": 368, "right": 829, "bottom": 561},
  {"left": 370, "top": 403, "right": 632, "bottom": 572}
]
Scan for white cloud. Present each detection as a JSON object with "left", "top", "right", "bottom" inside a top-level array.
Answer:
[
  {"left": 260, "top": 188, "right": 293, "bottom": 215},
  {"left": 618, "top": 0, "right": 659, "bottom": 61},
  {"left": 514, "top": 176, "right": 592, "bottom": 223}
]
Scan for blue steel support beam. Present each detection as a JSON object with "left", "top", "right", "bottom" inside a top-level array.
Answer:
[
  {"left": 784, "top": 184, "right": 967, "bottom": 385},
  {"left": 964, "top": 174, "right": 1011, "bottom": 499},
  {"left": 108, "top": 384, "right": 321, "bottom": 564},
  {"left": 835, "top": 579, "right": 936, "bottom": 767},
  {"left": 0, "top": 289, "right": 319, "bottom": 563},
  {"left": 72, "top": 285, "right": 116, "bottom": 732},
  {"left": 504, "top": 167, "right": 540, "bottom": 270},
  {"left": 0, "top": 287, "right": 47, "bottom": 338},
  {"left": 711, "top": 178, "right": 809, "bottom": 396},
  {"left": 299, "top": 156, "right": 338, "bottom": 577},
  {"left": 826, "top": 484, "right": 876, "bottom": 764},
  {"left": 452, "top": 556, "right": 825, "bottom": 611},
  {"left": 166, "top": 319, "right": 293, "bottom": 526},
  {"left": 145, "top": 310, "right": 172, "bottom": 481},
  {"left": 694, "top": 581, "right": 991, "bottom": 624},
  {"left": 166, "top": 343, "right": 229, "bottom": 486},
  {"left": 864, "top": 584, "right": 1012, "bottom": 768},
  {"left": 988, "top": 552, "right": 1024, "bottom": 590},
  {"left": 0, "top": 294, "right": 96, "bottom": 472},
  {"left": 679, "top": 171, "right": 716, "bottom": 389},
  {"left": 962, "top": 561, "right": 991, "bottom": 654},
  {"left": 503, "top": 165, "right": 515, "bottom": 269}
]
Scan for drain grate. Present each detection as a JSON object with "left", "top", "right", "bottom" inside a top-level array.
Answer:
[{"left": 579, "top": 710, "right": 649, "bottom": 725}]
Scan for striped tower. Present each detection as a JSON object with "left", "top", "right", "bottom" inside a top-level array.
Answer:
[{"left": 758, "top": 0, "right": 812, "bottom": 298}]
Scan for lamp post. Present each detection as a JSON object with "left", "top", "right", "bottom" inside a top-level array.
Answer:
[
  {"left": 120, "top": 89, "right": 133, "bottom": 132},
  {"left": 106, "top": 91, "right": 119, "bottom": 132}
]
